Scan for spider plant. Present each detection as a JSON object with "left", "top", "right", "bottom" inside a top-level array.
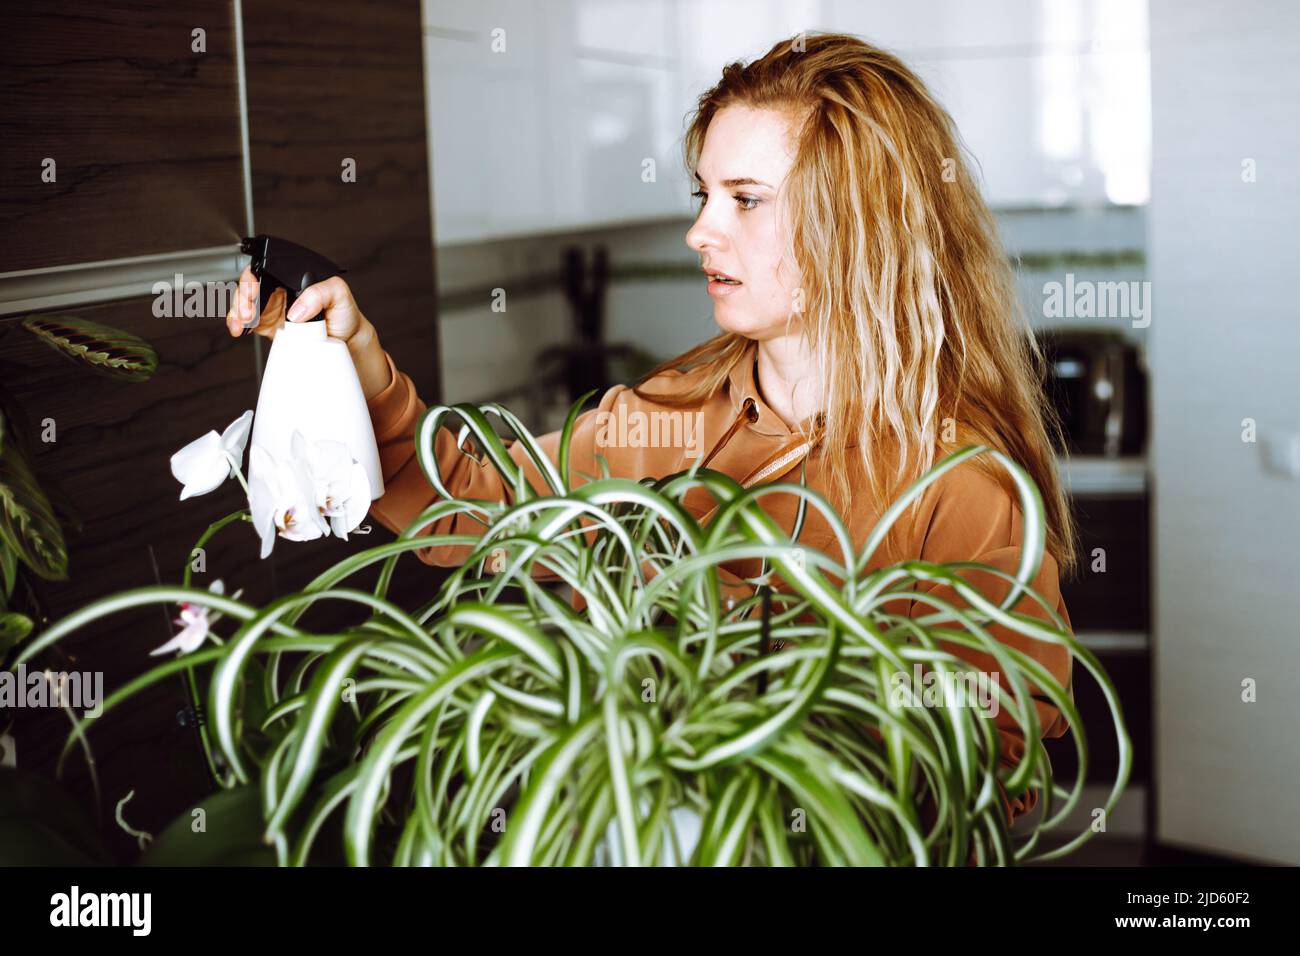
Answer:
[{"left": 14, "top": 393, "right": 1130, "bottom": 866}]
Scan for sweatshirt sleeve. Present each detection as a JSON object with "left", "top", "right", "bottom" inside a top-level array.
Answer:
[
  {"left": 903, "top": 463, "right": 1076, "bottom": 829},
  {"left": 364, "top": 348, "right": 626, "bottom": 567},
  {"left": 365, "top": 350, "right": 767, "bottom": 603}
]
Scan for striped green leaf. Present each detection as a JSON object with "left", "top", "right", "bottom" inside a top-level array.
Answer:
[{"left": 21, "top": 314, "right": 158, "bottom": 382}]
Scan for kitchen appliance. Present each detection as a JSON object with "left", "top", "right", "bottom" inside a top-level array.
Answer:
[{"left": 1035, "top": 328, "right": 1148, "bottom": 457}]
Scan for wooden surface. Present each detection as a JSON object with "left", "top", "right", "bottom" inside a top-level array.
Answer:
[
  {"left": 1, "top": 0, "right": 443, "bottom": 861},
  {"left": 1, "top": 295, "right": 268, "bottom": 859},
  {"left": 242, "top": 0, "right": 444, "bottom": 611},
  {"left": 0, "top": 2, "right": 246, "bottom": 271}
]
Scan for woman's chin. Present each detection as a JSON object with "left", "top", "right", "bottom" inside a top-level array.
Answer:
[
  {"left": 711, "top": 309, "right": 786, "bottom": 340},
  {"left": 710, "top": 304, "right": 754, "bottom": 333}
]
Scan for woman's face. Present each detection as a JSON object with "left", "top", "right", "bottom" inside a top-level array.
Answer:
[{"left": 685, "top": 104, "right": 804, "bottom": 341}]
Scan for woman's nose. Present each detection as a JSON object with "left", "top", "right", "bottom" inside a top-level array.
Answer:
[{"left": 685, "top": 214, "right": 721, "bottom": 254}]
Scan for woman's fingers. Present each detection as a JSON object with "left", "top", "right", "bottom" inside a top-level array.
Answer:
[
  {"left": 226, "top": 266, "right": 258, "bottom": 337},
  {"left": 227, "top": 271, "right": 362, "bottom": 343},
  {"left": 224, "top": 266, "right": 283, "bottom": 338},
  {"left": 286, "top": 276, "right": 343, "bottom": 323},
  {"left": 284, "top": 276, "right": 362, "bottom": 343},
  {"left": 252, "top": 287, "right": 286, "bottom": 339},
  {"left": 239, "top": 267, "right": 258, "bottom": 330}
]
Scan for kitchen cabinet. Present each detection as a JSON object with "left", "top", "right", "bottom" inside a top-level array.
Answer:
[
  {"left": 423, "top": 0, "right": 1150, "bottom": 246},
  {"left": 0, "top": 3, "right": 246, "bottom": 272}
]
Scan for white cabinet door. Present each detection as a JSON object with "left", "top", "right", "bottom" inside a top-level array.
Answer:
[
  {"left": 825, "top": 0, "right": 1150, "bottom": 207},
  {"left": 424, "top": 0, "right": 1150, "bottom": 242},
  {"left": 424, "top": 0, "right": 555, "bottom": 242}
]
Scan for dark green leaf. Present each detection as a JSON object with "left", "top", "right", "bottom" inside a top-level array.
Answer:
[
  {"left": 20, "top": 314, "right": 158, "bottom": 382},
  {"left": 0, "top": 542, "right": 17, "bottom": 600},
  {"left": 0, "top": 434, "right": 67, "bottom": 580},
  {"left": 0, "top": 766, "right": 112, "bottom": 865},
  {"left": 140, "top": 784, "right": 276, "bottom": 866},
  {"left": 0, "top": 610, "right": 33, "bottom": 655}
]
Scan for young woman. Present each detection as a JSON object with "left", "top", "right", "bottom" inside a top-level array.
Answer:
[{"left": 226, "top": 32, "right": 1077, "bottom": 829}]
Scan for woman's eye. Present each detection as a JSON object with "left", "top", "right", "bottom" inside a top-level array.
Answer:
[{"left": 690, "top": 190, "right": 759, "bottom": 211}]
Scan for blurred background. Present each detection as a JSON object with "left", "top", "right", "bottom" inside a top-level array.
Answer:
[{"left": 1, "top": 0, "right": 1296, "bottom": 865}]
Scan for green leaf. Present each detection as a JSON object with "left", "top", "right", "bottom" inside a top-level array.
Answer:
[
  {"left": 0, "top": 766, "right": 112, "bottom": 865},
  {"left": 14, "top": 384, "right": 1131, "bottom": 869},
  {"left": 0, "top": 434, "right": 67, "bottom": 580},
  {"left": 0, "top": 542, "right": 18, "bottom": 600},
  {"left": 20, "top": 314, "right": 158, "bottom": 382},
  {"left": 264, "top": 636, "right": 377, "bottom": 839},
  {"left": 0, "top": 610, "right": 34, "bottom": 655},
  {"left": 559, "top": 389, "right": 598, "bottom": 491},
  {"left": 140, "top": 784, "right": 277, "bottom": 866}
]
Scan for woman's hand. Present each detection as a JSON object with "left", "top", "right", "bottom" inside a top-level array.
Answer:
[
  {"left": 225, "top": 267, "right": 366, "bottom": 345},
  {"left": 224, "top": 267, "right": 393, "bottom": 400}
]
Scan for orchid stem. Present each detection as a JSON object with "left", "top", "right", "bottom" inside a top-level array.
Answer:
[
  {"left": 227, "top": 455, "right": 251, "bottom": 498},
  {"left": 183, "top": 509, "right": 252, "bottom": 589}
]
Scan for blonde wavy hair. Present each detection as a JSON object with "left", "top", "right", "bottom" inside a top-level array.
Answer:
[{"left": 635, "top": 31, "right": 1078, "bottom": 579}]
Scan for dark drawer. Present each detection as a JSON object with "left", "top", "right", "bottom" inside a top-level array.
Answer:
[
  {"left": 1061, "top": 494, "right": 1150, "bottom": 633},
  {"left": 1044, "top": 651, "right": 1151, "bottom": 787}
]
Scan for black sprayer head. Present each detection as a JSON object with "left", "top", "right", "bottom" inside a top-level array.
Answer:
[{"left": 238, "top": 235, "right": 346, "bottom": 331}]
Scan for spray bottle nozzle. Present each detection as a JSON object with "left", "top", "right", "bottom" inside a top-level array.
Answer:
[{"left": 238, "top": 235, "right": 346, "bottom": 330}]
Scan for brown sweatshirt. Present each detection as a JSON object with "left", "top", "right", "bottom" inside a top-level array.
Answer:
[{"left": 364, "top": 342, "right": 1075, "bottom": 831}]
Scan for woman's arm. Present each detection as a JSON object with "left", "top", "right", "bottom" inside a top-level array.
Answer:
[
  {"left": 227, "top": 271, "right": 760, "bottom": 601},
  {"left": 365, "top": 344, "right": 493, "bottom": 564},
  {"left": 364, "top": 345, "right": 630, "bottom": 567},
  {"left": 347, "top": 318, "right": 395, "bottom": 401},
  {"left": 223, "top": 267, "right": 617, "bottom": 565}
]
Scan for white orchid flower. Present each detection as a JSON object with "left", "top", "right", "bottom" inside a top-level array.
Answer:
[
  {"left": 170, "top": 410, "right": 254, "bottom": 500},
  {"left": 248, "top": 444, "right": 330, "bottom": 558},
  {"left": 150, "top": 579, "right": 243, "bottom": 656},
  {"left": 290, "top": 430, "right": 372, "bottom": 540}
]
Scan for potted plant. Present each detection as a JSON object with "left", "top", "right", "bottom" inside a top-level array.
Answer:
[{"left": 10, "top": 394, "right": 1130, "bottom": 866}]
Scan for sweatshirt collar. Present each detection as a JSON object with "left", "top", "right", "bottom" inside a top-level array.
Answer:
[{"left": 726, "top": 340, "right": 823, "bottom": 439}]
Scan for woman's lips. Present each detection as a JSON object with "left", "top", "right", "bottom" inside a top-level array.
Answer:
[{"left": 707, "top": 277, "right": 743, "bottom": 297}]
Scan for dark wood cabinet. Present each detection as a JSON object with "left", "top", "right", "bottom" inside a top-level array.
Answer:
[
  {"left": 0, "top": 0, "right": 439, "bottom": 862},
  {"left": 238, "top": 0, "right": 443, "bottom": 611},
  {"left": 1044, "top": 465, "right": 1153, "bottom": 845},
  {"left": 1, "top": 3, "right": 246, "bottom": 270}
]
